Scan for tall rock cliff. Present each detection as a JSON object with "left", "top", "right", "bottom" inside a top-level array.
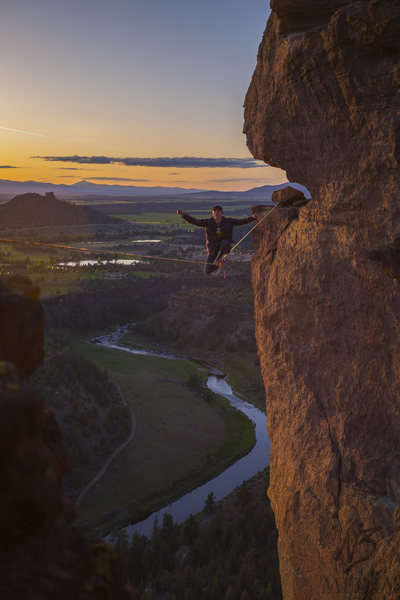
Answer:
[{"left": 244, "top": 1, "right": 400, "bottom": 598}]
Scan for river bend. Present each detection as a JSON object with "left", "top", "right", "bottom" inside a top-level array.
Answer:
[{"left": 95, "top": 328, "right": 270, "bottom": 538}]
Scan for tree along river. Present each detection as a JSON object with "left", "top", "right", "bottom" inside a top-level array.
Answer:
[{"left": 96, "top": 328, "right": 270, "bottom": 539}]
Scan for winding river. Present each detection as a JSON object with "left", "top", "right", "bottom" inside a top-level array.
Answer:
[{"left": 95, "top": 327, "right": 270, "bottom": 538}]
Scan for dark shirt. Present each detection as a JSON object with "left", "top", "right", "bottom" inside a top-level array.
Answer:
[{"left": 181, "top": 213, "right": 254, "bottom": 252}]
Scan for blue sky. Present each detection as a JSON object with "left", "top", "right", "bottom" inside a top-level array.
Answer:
[{"left": 0, "top": 1, "right": 287, "bottom": 190}]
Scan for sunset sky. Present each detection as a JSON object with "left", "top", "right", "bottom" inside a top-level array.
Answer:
[{"left": 1, "top": 0, "right": 287, "bottom": 191}]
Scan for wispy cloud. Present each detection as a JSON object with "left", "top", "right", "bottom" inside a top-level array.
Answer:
[
  {"left": 35, "top": 155, "right": 267, "bottom": 169},
  {"left": 60, "top": 167, "right": 79, "bottom": 170},
  {"left": 1, "top": 126, "right": 55, "bottom": 139},
  {"left": 87, "top": 176, "right": 149, "bottom": 182},
  {"left": 0, "top": 165, "right": 18, "bottom": 169}
]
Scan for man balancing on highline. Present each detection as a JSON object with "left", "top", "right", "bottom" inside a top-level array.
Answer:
[{"left": 177, "top": 205, "right": 257, "bottom": 275}]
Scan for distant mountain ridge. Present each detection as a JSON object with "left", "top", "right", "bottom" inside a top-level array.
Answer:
[
  {"left": 182, "top": 182, "right": 310, "bottom": 200},
  {"left": 0, "top": 178, "right": 310, "bottom": 200},
  {"left": 0, "top": 178, "right": 206, "bottom": 198},
  {"left": 0, "top": 192, "right": 123, "bottom": 230}
]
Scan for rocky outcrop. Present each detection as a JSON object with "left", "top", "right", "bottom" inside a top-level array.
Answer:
[
  {"left": 0, "top": 275, "right": 44, "bottom": 378},
  {"left": 245, "top": 1, "right": 400, "bottom": 598},
  {"left": 0, "top": 278, "right": 135, "bottom": 599},
  {"left": 272, "top": 186, "right": 309, "bottom": 208},
  {"left": 0, "top": 192, "right": 122, "bottom": 229}
]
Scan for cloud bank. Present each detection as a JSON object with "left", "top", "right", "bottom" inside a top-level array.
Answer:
[
  {"left": 207, "top": 177, "right": 274, "bottom": 183},
  {"left": 0, "top": 165, "right": 18, "bottom": 169},
  {"left": 35, "top": 155, "right": 267, "bottom": 169},
  {"left": 87, "top": 176, "right": 149, "bottom": 182}
]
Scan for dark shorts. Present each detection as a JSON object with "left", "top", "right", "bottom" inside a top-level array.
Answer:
[{"left": 204, "top": 240, "right": 231, "bottom": 274}]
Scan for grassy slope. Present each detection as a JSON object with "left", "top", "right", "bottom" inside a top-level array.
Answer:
[
  {"left": 119, "top": 331, "right": 267, "bottom": 413},
  {"left": 73, "top": 342, "right": 255, "bottom": 536}
]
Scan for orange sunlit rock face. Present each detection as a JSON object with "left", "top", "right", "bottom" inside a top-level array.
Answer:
[{"left": 245, "top": 1, "right": 400, "bottom": 598}]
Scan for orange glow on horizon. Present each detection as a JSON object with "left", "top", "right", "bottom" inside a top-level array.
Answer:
[{"left": 0, "top": 146, "right": 287, "bottom": 192}]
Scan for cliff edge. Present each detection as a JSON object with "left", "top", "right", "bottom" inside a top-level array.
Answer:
[{"left": 244, "top": 1, "right": 400, "bottom": 598}]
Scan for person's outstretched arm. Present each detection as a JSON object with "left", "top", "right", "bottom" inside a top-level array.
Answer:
[
  {"left": 177, "top": 209, "right": 209, "bottom": 227},
  {"left": 228, "top": 215, "right": 258, "bottom": 226}
]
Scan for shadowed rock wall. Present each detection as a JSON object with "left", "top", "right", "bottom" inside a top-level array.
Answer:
[
  {"left": 244, "top": 1, "right": 400, "bottom": 598},
  {"left": 0, "top": 275, "right": 44, "bottom": 378},
  {"left": 0, "top": 277, "right": 136, "bottom": 599}
]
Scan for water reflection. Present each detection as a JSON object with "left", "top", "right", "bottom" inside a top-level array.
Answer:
[{"left": 59, "top": 258, "right": 142, "bottom": 266}]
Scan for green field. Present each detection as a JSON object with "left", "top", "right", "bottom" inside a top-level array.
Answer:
[
  {"left": 0, "top": 237, "right": 160, "bottom": 296},
  {"left": 115, "top": 212, "right": 178, "bottom": 224},
  {"left": 73, "top": 342, "right": 255, "bottom": 536},
  {"left": 120, "top": 331, "right": 266, "bottom": 413},
  {"left": 113, "top": 212, "right": 206, "bottom": 231},
  {"left": 0, "top": 241, "right": 64, "bottom": 263}
]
